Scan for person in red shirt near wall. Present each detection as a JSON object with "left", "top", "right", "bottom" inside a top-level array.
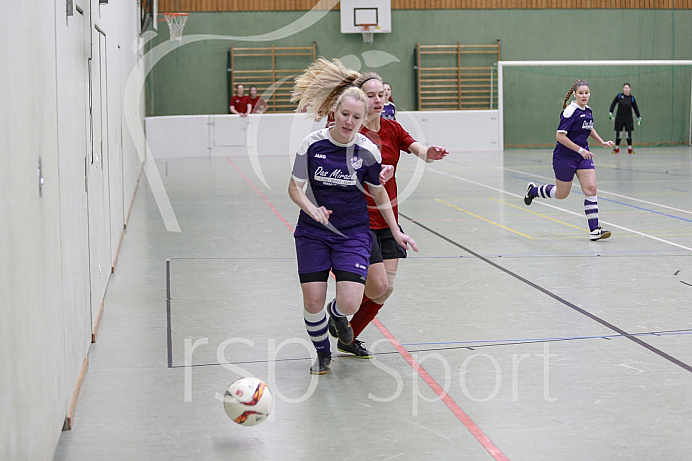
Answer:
[
  {"left": 248, "top": 86, "right": 268, "bottom": 114},
  {"left": 229, "top": 84, "right": 251, "bottom": 116}
]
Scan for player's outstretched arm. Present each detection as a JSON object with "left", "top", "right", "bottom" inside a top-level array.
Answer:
[
  {"left": 589, "top": 129, "right": 614, "bottom": 148},
  {"left": 409, "top": 142, "right": 449, "bottom": 163}
]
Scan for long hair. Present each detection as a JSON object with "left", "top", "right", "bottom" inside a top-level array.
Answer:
[
  {"left": 291, "top": 58, "right": 360, "bottom": 120},
  {"left": 563, "top": 79, "right": 589, "bottom": 109}
]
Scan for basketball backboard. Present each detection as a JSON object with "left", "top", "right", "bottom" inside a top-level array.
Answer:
[{"left": 340, "top": 0, "right": 391, "bottom": 34}]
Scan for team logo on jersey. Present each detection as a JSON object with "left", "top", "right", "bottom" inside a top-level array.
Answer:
[
  {"left": 314, "top": 153, "right": 326, "bottom": 159},
  {"left": 582, "top": 120, "right": 594, "bottom": 130},
  {"left": 313, "top": 166, "right": 357, "bottom": 186},
  {"left": 351, "top": 156, "right": 363, "bottom": 170}
]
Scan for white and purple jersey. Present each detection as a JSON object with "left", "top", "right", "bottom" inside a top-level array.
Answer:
[
  {"left": 554, "top": 101, "right": 593, "bottom": 157},
  {"left": 291, "top": 128, "right": 383, "bottom": 235},
  {"left": 381, "top": 101, "right": 396, "bottom": 120}
]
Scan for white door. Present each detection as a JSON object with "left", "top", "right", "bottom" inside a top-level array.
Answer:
[{"left": 86, "top": 24, "right": 112, "bottom": 336}]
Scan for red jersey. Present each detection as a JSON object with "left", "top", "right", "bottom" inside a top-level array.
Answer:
[
  {"left": 249, "top": 96, "right": 267, "bottom": 113},
  {"left": 230, "top": 95, "right": 251, "bottom": 114},
  {"left": 359, "top": 118, "right": 416, "bottom": 229}
]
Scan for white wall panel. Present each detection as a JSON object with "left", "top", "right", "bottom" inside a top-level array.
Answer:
[{"left": 146, "top": 110, "right": 500, "bottom": 160}]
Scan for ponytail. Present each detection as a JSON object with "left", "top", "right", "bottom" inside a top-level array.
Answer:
[{"left": 291, "top": 58, "right": 360, "bottom": 120}]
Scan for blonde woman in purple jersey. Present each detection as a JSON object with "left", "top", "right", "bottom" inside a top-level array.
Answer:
[{"left": 289, "top": 82, "right": 417, "bottom": 375}]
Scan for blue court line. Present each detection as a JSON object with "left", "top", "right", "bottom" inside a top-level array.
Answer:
[
  {"left": 596, "top": 196, "right": 692, "bottom": 223},
  {"left": 406, "top": 248, "right": 691, "bottom": 259},
  {"left": 661, "top": 186, "right": 692, "bottom": 194},
  {"left": 401, "top": 330, "right": 692, "bottom": 347},
  {"left": 507, "top": 173, "right": 692, "bottom": 223}
]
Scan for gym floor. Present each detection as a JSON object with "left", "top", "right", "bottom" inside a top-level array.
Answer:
[{"left": 54, "top": 146, "right": 692, "bottom": 460}]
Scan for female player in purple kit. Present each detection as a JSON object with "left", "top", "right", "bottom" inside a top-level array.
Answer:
[
  {"left": 523, "top": 79, "right": 615, "bottom": 241},
  {"left": 289, "top": 85, "right": 418, "bottom": 374}
]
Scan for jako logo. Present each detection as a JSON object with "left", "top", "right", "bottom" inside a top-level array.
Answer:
[{"left": 315, "top": 154, "right": 326, "bottom": 159}]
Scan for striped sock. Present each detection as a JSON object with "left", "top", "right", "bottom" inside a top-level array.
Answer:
[
  {"left": 584, "top": 195, "right": 599, "bottom": 231},
  {"left": 531, "top": 184, "right": 556, "bottom": 199},
  {"left": 304, "top": 309, "right": 331, "bottom": 354},
  {"left": 326, "top": 298, "right": 346, "bottom": 318}
]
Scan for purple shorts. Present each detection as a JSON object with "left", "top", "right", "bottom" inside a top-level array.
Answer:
[
  {"left": 553, "top": 151, "right": 595, "bottom": 182},
  {"left": 294, "top": 226, "right": 372, "bottom": 280}
]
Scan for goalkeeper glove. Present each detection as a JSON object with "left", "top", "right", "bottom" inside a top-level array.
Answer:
[
  {"left": 608, "top": 112, "right": 614, "bottom": 120},
  {"left": 637, "top": 117, "right": 641, "bottom": 126}
]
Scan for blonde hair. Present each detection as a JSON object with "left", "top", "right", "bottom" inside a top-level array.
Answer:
[
  {"left": 334, "top": 87, "right": 369, "bottom": 118},
  {"left": 563, "top": 79, "right": 589, "bottom": 109},
  {"left": 291, "top": 58, "right": 383, "bottom": 119}
]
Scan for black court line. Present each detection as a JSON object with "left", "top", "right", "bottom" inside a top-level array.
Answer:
[
  {"left": 167, "top": 329, "right": 692, "bottom": 369},
  {"left": 400, "top": 212, "right": 692, "bottom": 374}
]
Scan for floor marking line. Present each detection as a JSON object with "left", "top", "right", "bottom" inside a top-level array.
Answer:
[
  {"left": 503, "top": 166, "right": 692, "bottom": 216},
  {"left": 227, "top": 158, "right": 509, "bottom": 460},
  {"left": 169, "top": 328, "right": 692, "bottom": 368},
  {"left": 373, "top": 318, "right": 510, "bottom": 461},
  {"left": 400, "top": 212, "right": 692, "bottom": 375},
  {"left": 436, "top": 198, "right": 533, "bottom": 239},
  {"left": 428, "top": 168, "right": 692, "bottom": 252},
  {"left": 491, "top": 198, "right": 585, "bottom": 231},
  {"left": 225, "top": 157, "right": 295, "bottom": 233}
]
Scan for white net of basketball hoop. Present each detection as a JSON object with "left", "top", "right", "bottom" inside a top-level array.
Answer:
[
  {"left": 360, "top": 24, "right": 375, "bottom": 44},
  {"left": 163, "top": 13, "right": 189, "bottom": 41}
]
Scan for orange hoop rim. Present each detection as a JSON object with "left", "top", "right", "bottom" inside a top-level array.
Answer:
[
  {"left": 157, "top": 12, "right": 189, "bottom": 22},
  {"left": 357, "top": 23, "right": 377, "bottom": 31}
]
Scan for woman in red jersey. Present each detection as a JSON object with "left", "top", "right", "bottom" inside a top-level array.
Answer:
[{"left": 333, "top": 72, "right": 449, "bottom": 358}]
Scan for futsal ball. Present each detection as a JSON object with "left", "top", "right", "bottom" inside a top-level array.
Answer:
[{"left": 223, "top": 377, "right": 273, "bottom": 426}]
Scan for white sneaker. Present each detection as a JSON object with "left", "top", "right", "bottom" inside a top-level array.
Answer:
[{"left": 589, "top": 226, "right": 611, "bottom": 241}]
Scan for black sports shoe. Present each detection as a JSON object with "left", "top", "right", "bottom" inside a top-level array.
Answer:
[
  {"left": 328, "top": 317, "right": 337, "bottom": 338},
  {"left": 337, "top": 339, "right": 373, "bottom": 359},
  {"left": 330, "top": 314, "right": 354, "bottom": 345},
  {"left": 524, "top": 182, "right": 536, "bottom": 206},
  {"left": 310, "top": 353, "right": 332, "bottom": 375}
]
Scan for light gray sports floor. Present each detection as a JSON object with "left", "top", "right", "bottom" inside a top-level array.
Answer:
[{"left": 55, "top": 146, "right": 692, "bottom": 460}]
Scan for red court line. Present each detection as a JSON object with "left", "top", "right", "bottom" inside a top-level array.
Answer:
[
  {"left": 225, "top": 157, "right": 294, "bottom": 233},
  {"left": 227, "top": 156, "right": 508, "bottom": 460},
  {"left": 373, "top": 318, "right": 509, "bottom": 461}
]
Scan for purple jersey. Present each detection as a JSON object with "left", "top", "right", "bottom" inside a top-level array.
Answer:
[
  {"left": 381, "top": 101, "right": 396, "bottom": 120},
  {"left": 554, "top": 101, "right": 593, "bottom": 157},
  {"left": 291, "top": 128, "right": 383, "bottom": 235}
]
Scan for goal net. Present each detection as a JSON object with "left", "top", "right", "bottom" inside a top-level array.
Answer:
[{"left": 497, "top": 60, "right": 692, "bottom": 148}]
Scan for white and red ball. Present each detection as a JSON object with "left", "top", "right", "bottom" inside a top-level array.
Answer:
[{"left": 223, "top": 377, "right": 273, "bottom": 426}]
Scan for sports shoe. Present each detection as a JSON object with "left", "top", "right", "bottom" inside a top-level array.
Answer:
[
  {"left": 628, "top": 147, "right": 635, "bottom": 154},
  {"left": 327, "top": 317, "right": 337, "bottom": 338},
  {"left": 329, "top": 314, "right": 353, "bottom": 345},
  {"left": 524, "top": 182, "right": 536, "bottom": 206},
  {"left": 310, "top": 353, "right": 332, "bottom": 375},
  {"left": 611, "top": 147, "right": 620, "bottom": 154},
  {"left": 589, "top": 226, "right": 612, "bottom": 241},
  {"left": 337, "top": 339, "right": 373, "bottom": 359}
]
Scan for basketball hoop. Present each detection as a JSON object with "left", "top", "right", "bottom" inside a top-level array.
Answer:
[
  {"left": 359, "top": 24, "right": 376, "bottom": 44},
  {"left": 159, "top": 13, "right": 189, "bottom": 41}
]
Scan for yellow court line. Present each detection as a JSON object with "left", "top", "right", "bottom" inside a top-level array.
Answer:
[
  {"left": 490, "top": 198, "right": 587, "bottom": 232},
  {"left": 435, "top": 198, "right": 533, "bottom": 239}
]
